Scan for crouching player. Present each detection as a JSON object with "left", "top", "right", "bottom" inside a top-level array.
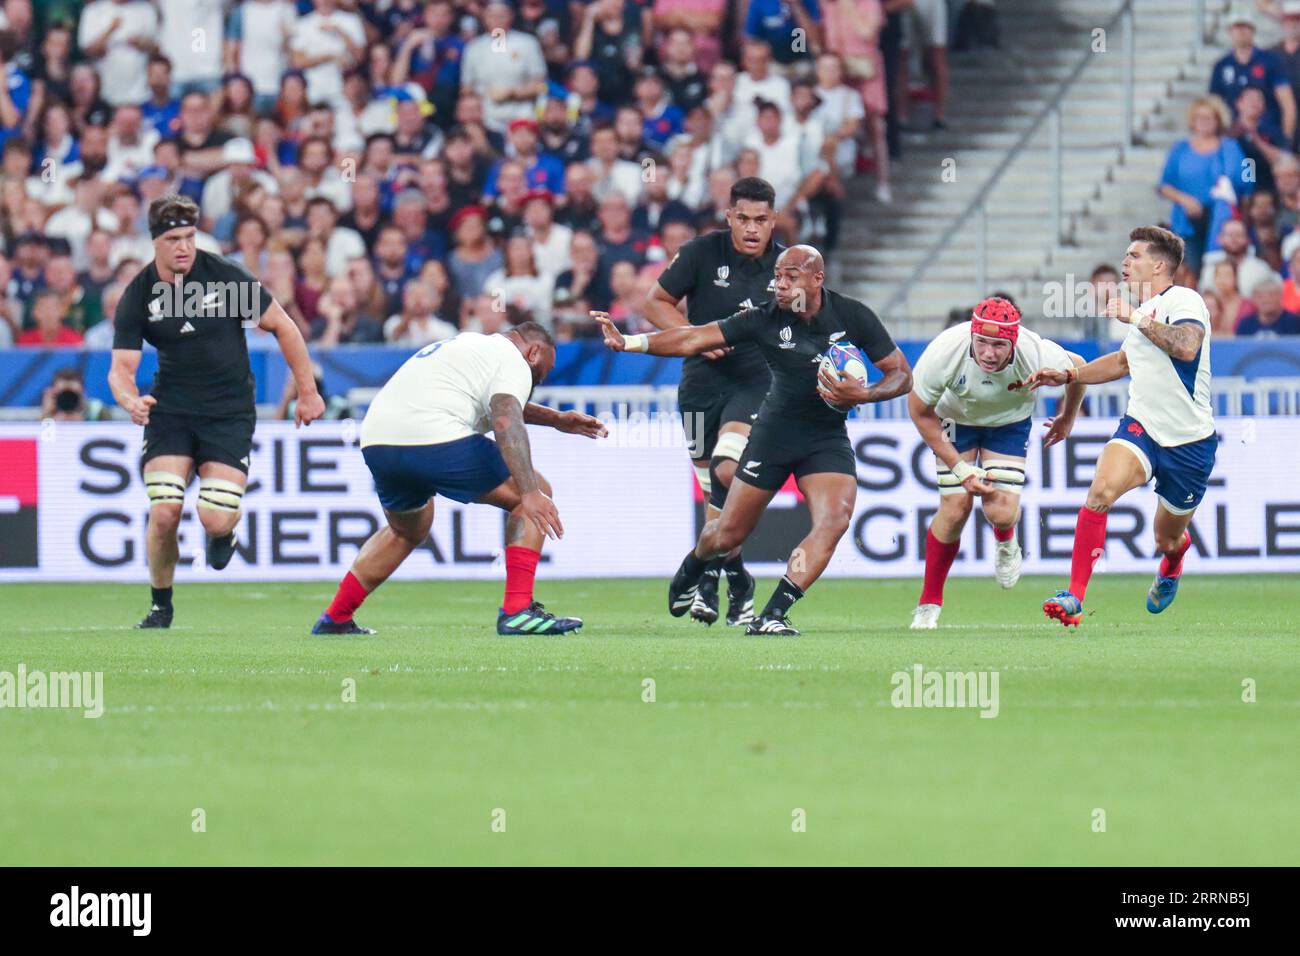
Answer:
[
  {"left": 907, "top": 297, "right": 1085, "bottom": 629},
  {"left": 312, "top": 323, "right": 607, "bottom": 636},
  {"left": 1026, "top": 226, "right": 1216, "bottom": 627}
]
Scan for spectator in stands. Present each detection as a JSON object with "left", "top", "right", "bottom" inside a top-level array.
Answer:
[
  {"left": 632, "top": 172, "right": 693, "bottom": 236},
  {"left": 524, "top": 189, "right": 573, "bottom": 278},
  {"left": 289, "top": 0, "right": 364, "bottom": 110},
  {"left": 1233, "top": 86, "right": 1286, "bottom": 193},
  {"left": 346, "top": 255, "right": 391, "bottom": 326},
  {"left": 443, "top": 126, "right": 491, "bottom": 211},
  {"left": 447, "top": 204, "right": 502, "bottom": 299},
  {"left": 823, "top": 0, "right": 892, "bottom": 202},
  {"left": 488, "top": 118, "right": 565, "bottom": 196},
  {"left": 1255, "top": 215, "right": 1285, "bottom": 272},
  {"left": 372, "top": 224, "right": 416, "bottom": 318},
  {"left": 311, "top": 273, "right": 382, "bottom": 344},
  {"left": 1284, "top": 245, "right": 1300, "bottom": 309},
  {"left": 659, "top": 27, "right": 707, "bottom": 113},
  {"left": 1274, "top": 152, "right": 1300, "bottom": 231},
  {"left": 1083, "top": 263, "right": 1123, "bottom": 340},
  {"left": 8, "top": 230, "right": 45, "bottom": 302},
  {"left": 16, "top": 288, "right": 80, "bottom": 346},
  {"left": 383, "top": 279, "right": 457, "bottom": 349},
  {"left": 614, "top": 104, "right": 663, "bottom": 167},
  {"left": 40, "top": 252, "right": 89, "bottom": 331},
  {"left": 745, "top": 99, "right": 817, "bottom": 213},
  {"left": 228, "top": 0, "right": 301, "bottom": 117},
  {"left": 0, "top": 32, "right": 33, "bottom": 154},
  {"left": 77, "top": 0, "right": 158, "bottom": 108},
  {"left": 1210, "top": 10, "right": 1296, "bottom": 144},
  {"left": 1208, "top": 259, "right": 1249, "bottom": 336},
  {"left": 28, "top": 18, "right": 75, "bottom": 122},
  {"left": 68, "top": 62, "right": 111, "bottom": 133},
  {"left": 1160, "top": 96, "right": 1252, "bottom": 273},
  {"left": 0, "top": 254, "right": 17, "bottom": 345},
  {"left": 703, "top": 61, "right": 750, "bottom": 167},
  {"left": 1236, "top": 271, "right": 1300, "bottom": 334},
  {"left": 391, "top": 186, "right": 447, "bottom": 265},
  {"left": 745, "top": 0, "right": 822, "bottom": 78},
  {"left": 302, "top": 197, "right": 362, "bottom": 277},
  {"left": 633, "top": 70, "right": 684, "bottom": 151},
  {"left": 461, "top": 0, "right": 547, "bottom": 134},
  {"left": 82, "top": 281, "right": 124, "bottom": 350},
  {"left": 140, "top": 55, "right": 178, "bottom": 138},
  {"left": 39, "top": 367, "right": 107, "bottom": 419},
  {"left": 553, "top": 229, "right": 611, "bottom": 335},
  {"left": 1201, "top": 218, "right": 1270, "bottom": 291},
  {"left": 735, "top": 38, "right": 794, "bottom": 134},
  {"left": 485, "top": 232, "right": 555, "bottom": 329},
  {"left": 588, "top": 123, "right": 643, "bottom": 205},
  {"left": 556, "top": 162, "right": 601, "bottom": 233},
  {"left": 575, "top": 0, "right": 643, "bottom": 109},
  {"left": 595, "top": 190, "right": 650, "bottom": 267},
  {"left": 1266, "top": 0, "right": 1300, "bottom": 146},
  {"left": 897, "top": 0, "right": 948, "bottom": 130}
]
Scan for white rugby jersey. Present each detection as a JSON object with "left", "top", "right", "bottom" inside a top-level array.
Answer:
[
  {"left": 912, "top": 322, "right": 1074, "bottom": 427},
  {"left": 361, "top": 333, "right": 534, "bottom": 447},
  {"left": 1121, "top": 285, "right": 1215, "bottom": 447}
]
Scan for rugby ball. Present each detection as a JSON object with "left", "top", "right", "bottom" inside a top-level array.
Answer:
[{"left": 818, "top": 342, "right": 869, "bottom": 412}]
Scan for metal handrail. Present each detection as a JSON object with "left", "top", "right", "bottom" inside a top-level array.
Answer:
[{"left": 882, "top": 0, "right": 1159, "bottom": 324}]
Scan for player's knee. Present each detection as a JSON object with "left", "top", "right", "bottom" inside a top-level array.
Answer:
[
  {"left": 1154, "top": 530, "right": 1183, "bottom": 554},
  {"left": 196, "top": 477, "right": 245, "bottom": 532},
  {"left": 714, "top": 517, "right": 747, "bottom": 553},
  {"left": 941, "top": 493, "right": 974, "bottom": 523},
  {"left": 148, "top": 502, "right": 183, "bottom": 535},
  {"left": 814, "top": 503, "right": 853, "bottom": 540},
  {"left": 983, "top": 498, "right": 1019, "bottom": 528}
]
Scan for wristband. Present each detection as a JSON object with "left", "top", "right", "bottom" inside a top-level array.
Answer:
[
  {"left": 952, "top": 460, "right": 986, "bottom": 482},
  {"left": 623, "top": 334, "right": 649, "bottom": 353}
]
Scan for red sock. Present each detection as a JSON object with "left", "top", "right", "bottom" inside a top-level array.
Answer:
[
  {"left": 326, "top": 571, "right": 369, "bottom": 622},
  {"left": 919, "top": 529, "right": 961, "bottom": 606},
  {"left": 1069, "top": 507, "right": 1108, "bottom": 600},
  {"left": 1159, "top": 531, "right": 1192, "bottom": 578},
  {"left": 503, "top": 545, "right": 540, "bottom": 614},
  {"left": 993, "top": 524, "right": 1015, "bottom": 542}
]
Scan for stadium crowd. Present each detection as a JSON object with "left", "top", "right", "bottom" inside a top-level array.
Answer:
[
  {"left": 0, "top": 0, "right": 1003, "bottom": 352},
  {"left": 1151, "top": 1, "right": 1300, "bottom": 339}
]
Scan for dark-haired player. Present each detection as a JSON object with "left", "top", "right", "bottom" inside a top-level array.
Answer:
[
  {"left": 645, "top": 175, "right": 783, "bottom": 627},
  {"left": 108, "top": 194, "right": 325, "bottom": 630},
  {"left": 597, "top": 245, "right": 912, "bottom": 635},
  {"left": 312, "top": 323, "right": 607, "bottom": 636},
  {"left": 1025, "top": 226, "right": 1217, "bottom": 627}
]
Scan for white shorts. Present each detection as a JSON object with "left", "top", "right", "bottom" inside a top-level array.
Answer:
[{"left": 904, "top": 0, "right": 949, "bottom": 48}]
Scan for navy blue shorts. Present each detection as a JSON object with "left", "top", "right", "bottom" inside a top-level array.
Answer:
[
  {"left": 952, "top": 416, "right": 1032, "bottom": 457},
  {"left": 1108, "top": 415, "right": 1218, "bottom": 515},
  {"left": 362, "top": 435, "right": 512, "bottom": 512}
]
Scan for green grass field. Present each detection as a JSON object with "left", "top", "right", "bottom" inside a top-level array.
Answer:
[{"left": 1, "top": 574, "right": 1297, "bottom": 866}]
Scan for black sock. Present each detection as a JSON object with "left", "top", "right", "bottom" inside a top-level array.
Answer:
[
  {"left": 704, "top": 557, "right": 724, "bottom": 577},
  {"left": 761, "top": 576, "right": 804, "bottom": 619},
  {"left": 681, "top": 550, "right": 707, "bottom": 578},
  {"left": 723, "top": 550, "right": 747, "bottom": 581},
  {"left": 151, "top": 586, "right": 173, "bottom": 611}
]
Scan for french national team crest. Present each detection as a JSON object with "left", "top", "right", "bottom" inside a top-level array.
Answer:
[{"left": 714, "top": 266, "right": 730, "bottom": 287}]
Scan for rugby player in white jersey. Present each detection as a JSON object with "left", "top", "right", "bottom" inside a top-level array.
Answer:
[
  {"left": 1025, "top": 226, "right": 1217, "bottom": 628},
  {"left": 908, "top": 297, "right": 1086, "bottom": 629},
  {"left": 312, "top": 322, "right": 607, "bottom": 636}
]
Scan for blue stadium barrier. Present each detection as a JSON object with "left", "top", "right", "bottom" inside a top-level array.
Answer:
[{"left": 0, "top": 339, "right": 1297, "bottom": 408}]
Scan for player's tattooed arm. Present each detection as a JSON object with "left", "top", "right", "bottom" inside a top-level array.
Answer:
[
  {"left": 1026, "top": 349, "right": 1128, "bottom": 389},
  {"left": 1138, "top": 319, "right": 1205, "bottom": 361},
  {"left": 491, "top": 394, "right": 564, "bottom": 540}
]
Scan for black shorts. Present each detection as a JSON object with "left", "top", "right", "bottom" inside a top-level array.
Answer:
[
  {"left": 734, "top": 421, "right": 855, "bottom": 491},
  {"left": 678, "top": 383, "right": 767, "bottom": 461},
  {"left": 141, "top": 410, "right": 256, "bottom": 474}
]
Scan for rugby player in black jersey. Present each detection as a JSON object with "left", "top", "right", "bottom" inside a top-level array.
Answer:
[
  {"left": 108, "top": 195, "right": 325, "bottom": 629},
  {"left": 646, "top": 176, "right": 783, "bottom": 627},
  {"left": 595, "top": 245, "right": 912, "bottom": 635}
]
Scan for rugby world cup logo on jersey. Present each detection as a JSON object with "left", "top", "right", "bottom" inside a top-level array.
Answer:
[
  {"left": 150, "top": 279, "right": 265, "bottom": 327},
  {"left": 778, "top": 326, "right": 796, "bottom": 349},
  {"left": 714, "top": 266, "right": 730, "bottom": 287}
]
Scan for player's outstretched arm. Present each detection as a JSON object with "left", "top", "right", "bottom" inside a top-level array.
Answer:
[
  {"left": 524, "top": 403, "right": 609, "bottom": 439},
  {"left": 1041, "top": 351, "right": 1089, "bottom": 448},
  {"left": 490, "top": 393, "right": 563, "bottom": 541},
  {"left": 260, "top": 301, "right": 325, "bottom": 426},
  {"left": 1024, "top": 349, "right": 1128, "bottom": 390},
  {"left": 108, "top": 348, "right": 156, "bottom": 426},
  {"left": 591, "top": 310, "right": 727, "bottom": 357}
]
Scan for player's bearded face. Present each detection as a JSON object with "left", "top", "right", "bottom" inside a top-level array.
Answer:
[
  {"left": 971, "top": 334, "right": 1013, "bottom": 371},
  {"left": 727, "top": 200, "right": 775, "bottom": 256},
  {"left": 157, "top": 228, "right": 197, "bottom": 274}
]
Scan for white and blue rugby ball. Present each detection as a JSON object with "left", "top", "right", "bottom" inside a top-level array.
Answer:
[{"left": 818, "top": 342, "right": 869, "bottom": 412}]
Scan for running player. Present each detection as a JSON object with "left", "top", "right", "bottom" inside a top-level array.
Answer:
[
  {"left": 108, "top": 194, "right": 325, "bottom": 629},
  {"left": 595, "top": 245, "right": 912, "bottom": 635},
  {"left": 647, "top": 176, "right": 783, "bottom": 627},
  {"left": 312, "top": 323, "right": 607, "bottom": 636},
  {"left": 907, "top": 296, "right": 1086, "bottom": 629},
  {"left": 1025, "top": 226, "right": 1217, "bottom": 627}
]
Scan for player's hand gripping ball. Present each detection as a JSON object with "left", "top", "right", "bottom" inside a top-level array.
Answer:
[{"left": 817, "top": 342, "right": 868, "bottom": 412}]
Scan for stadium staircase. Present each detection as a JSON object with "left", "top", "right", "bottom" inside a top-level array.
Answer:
[{"left": 839, "top": 0, "right": 1235, "bottom": 336}]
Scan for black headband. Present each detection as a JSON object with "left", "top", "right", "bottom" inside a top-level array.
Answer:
[{"left": 150, "top": 216, "right": 198, "bottom": 239}]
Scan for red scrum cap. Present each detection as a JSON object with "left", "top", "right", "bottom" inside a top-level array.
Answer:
[{"left": 971, "top": 296, "right": 1020, "bottom": 344}]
